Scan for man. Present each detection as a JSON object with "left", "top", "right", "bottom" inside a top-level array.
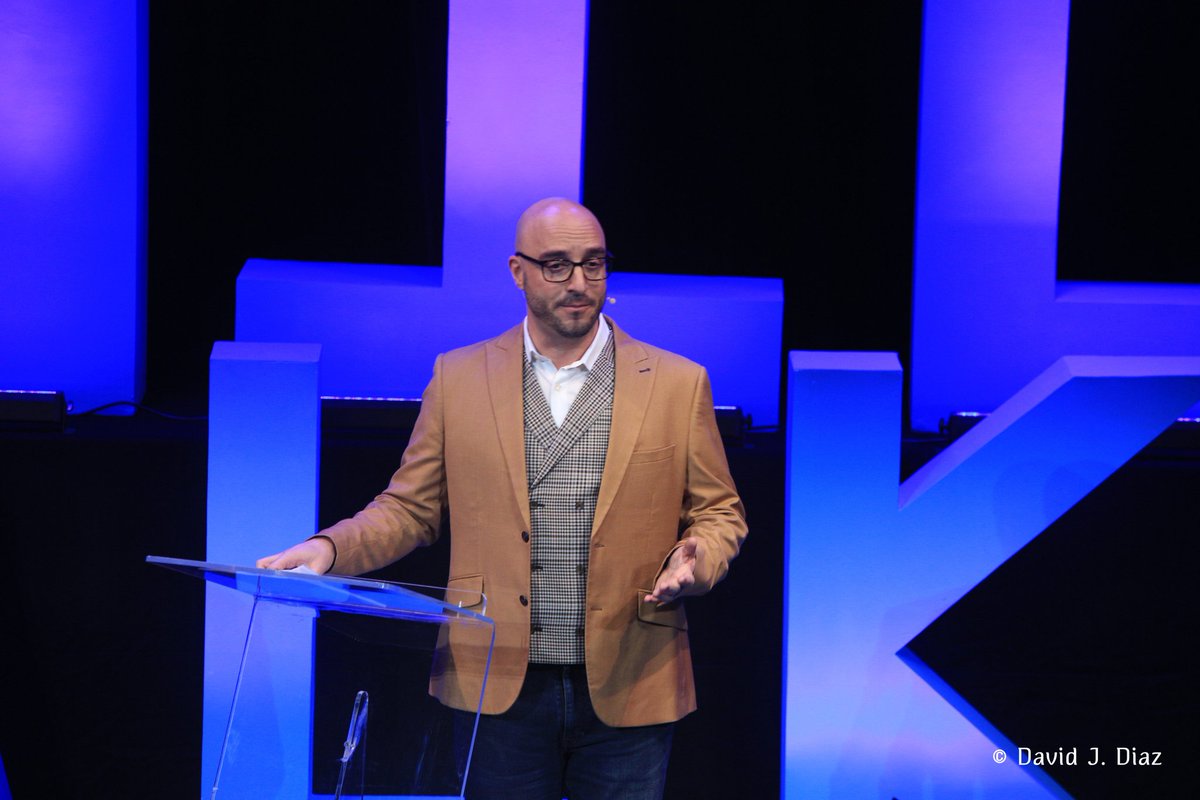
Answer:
[{"left": 258, "top": 198, "right": 747, "bottom": 799}]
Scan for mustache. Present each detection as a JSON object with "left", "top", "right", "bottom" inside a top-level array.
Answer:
[{"left": 557, "top": 293, "right": 594, "bottom": 307}]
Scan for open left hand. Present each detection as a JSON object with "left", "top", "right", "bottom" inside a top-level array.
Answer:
[{"left": 644, "top": 538, "right": 701, "bottom": 605}]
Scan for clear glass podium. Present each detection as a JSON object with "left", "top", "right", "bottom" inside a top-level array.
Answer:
[{"left": 147, "top": 556, "right": 495, "bottom": 800}]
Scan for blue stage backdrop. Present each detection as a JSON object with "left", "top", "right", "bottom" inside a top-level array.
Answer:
[
  {"left": 911, "top": 0, "right": 1200, "bottom": 432},
  {"left": 0, "top": 0, "right": 145, "bottom": 412},
  {"left": 233, "top": 0, "right": 783, "bottom": 427}
]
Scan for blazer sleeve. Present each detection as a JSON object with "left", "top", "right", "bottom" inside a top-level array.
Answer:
[
  {"left": 666, "top": 366, "right": 748, "bottom": 596},
  {"left": 319, "top": 354, "right": 449, "bottom": 575}
]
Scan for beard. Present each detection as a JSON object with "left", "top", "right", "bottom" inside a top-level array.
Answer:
[{"left": 526, "top": 290, "right": 601, "bottom": 339}]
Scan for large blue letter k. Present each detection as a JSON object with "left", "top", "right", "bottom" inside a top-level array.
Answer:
[{"left": 783, "top": 352, "right": 1200, "bottom": 798}]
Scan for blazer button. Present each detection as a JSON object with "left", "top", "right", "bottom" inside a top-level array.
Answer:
[
  {"left": 520, "top": 594, "right": 529, "bottom": 606},
  {"left": 575, "top": 564, "right": 586, "bottom": 575},
  {"left": 574, "top": 500, "right": 584, "bottom": 510},
  {"left": 521, "top": 530, "right": 530, "bottom": 542}
]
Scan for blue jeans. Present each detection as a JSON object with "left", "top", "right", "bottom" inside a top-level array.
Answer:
[{"left": 461, "top": 664, "right": 674, "bottom": 800}]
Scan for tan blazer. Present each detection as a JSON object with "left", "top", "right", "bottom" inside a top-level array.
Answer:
[{"left": 321, "top": 317, "right": 747, "bottom": 726}]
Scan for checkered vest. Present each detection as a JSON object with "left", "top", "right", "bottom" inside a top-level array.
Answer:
[{"left": 523, "top": 335, "right": 615, "bottom": 664}]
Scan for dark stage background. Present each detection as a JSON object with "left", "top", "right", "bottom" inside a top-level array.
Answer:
[{"left": 2, "top": 2, "right": 1196, "bottom": 798}]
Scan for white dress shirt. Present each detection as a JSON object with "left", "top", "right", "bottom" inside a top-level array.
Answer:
[{"left": 522, "top": 316, "right": 612, "bottom": 427}]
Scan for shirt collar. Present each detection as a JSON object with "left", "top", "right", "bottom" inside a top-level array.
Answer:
[{"left": 523, "top": 315, "right": 611, "bottom": 371}]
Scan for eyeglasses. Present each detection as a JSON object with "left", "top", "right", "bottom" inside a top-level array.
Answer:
[{"left": 515, "top": 251, "right": 612, "bottom": 282}]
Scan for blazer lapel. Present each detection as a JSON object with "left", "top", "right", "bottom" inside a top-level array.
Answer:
[
  {"left": 486, "top": 324, "right": 530, "bottom": 533},
  {"left": 592, "top": 318, "right": 656, "bottom": 536}
]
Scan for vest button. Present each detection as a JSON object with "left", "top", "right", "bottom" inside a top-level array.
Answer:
[
  {"left": 575, "top": 564, "right": 586, "bottom": 574},
  {"left": 519, "top": 594, "right": 529, "bottom": 606},
  {"left": 574, "top": 500, "right": 584, "bottom": 510},
  {"left": 521, "top": 530, "right": 530, "bottom": 542}
]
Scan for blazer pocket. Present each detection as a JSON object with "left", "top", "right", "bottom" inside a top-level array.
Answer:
[
  {"left": 635, "top": 589, "right": 688, "bottom": 630},
  {"left": 628, "top": 444, "right": 676, "bottom": 465},
  {"left": 446, "top": 573, "right": 485, "bottom": 610}
]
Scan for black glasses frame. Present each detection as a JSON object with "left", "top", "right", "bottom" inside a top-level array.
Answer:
[{"left": 514, "top": 251, "right": 612, "bottom": 282}]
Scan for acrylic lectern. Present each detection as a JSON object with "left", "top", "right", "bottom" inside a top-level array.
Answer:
[{"left": 147, "top": 556, "right": 495, "bottom": 800}]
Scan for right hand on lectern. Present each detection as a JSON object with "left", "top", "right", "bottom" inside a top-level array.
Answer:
[{"left": 256, "top": 536, "right": 335, "bottom": 574}]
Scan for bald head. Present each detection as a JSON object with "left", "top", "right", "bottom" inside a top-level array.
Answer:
[{"left": 514, "top": 197, "right": 605, "bottom": 253}]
